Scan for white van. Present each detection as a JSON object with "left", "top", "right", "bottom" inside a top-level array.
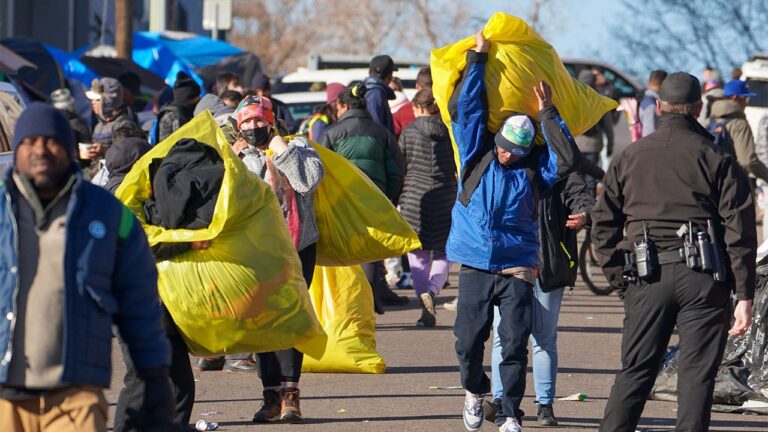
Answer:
[{"left": 741, "top": 54, "right": 768, "bottom": 139}]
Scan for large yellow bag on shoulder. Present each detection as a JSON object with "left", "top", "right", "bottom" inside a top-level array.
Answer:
[
  {"left": 431, "top": 13, "right": 618, "bottom": 168},
  {"left": 301, "top": 265, "right": 386, "bottom": 373},
  {"left": 297, "top": 139, "right": 421, "bottom": 266},
  {"left": 116, "top": 113, "right": 326, "bottom": 357}
]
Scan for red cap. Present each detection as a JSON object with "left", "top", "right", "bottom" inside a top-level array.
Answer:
[{"left": 326, "top": 82, "right": 346, "bottom": 104}]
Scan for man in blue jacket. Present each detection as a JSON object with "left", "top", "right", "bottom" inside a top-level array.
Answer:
[
  {"left": 0, "top": 103, "right": 174, "bottom": 431},
  {"left": 363, "top": 55, "right": 398, "bottom": 134},
  {"left": 449, "top": 32, "right": 579, "bottom": 432}
]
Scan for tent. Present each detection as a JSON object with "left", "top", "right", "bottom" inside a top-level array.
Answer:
[
  {"left": 0, "top": 43, "right": 35, "bottom": 75},
  {"left": 80, "top": 56, "right": 166, "bottom": 92},
  {"left": 1, "top": 38, "right": 66, "bottom": 102},
  {"left": 45, "top": 45, "right": 98, "bottom": 87}
]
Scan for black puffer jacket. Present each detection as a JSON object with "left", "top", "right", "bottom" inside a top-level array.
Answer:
[
  {"left": 397, "top": 115, "right": 457, "bottom": 251},
  {"left": 538, "top": 172, "right": 594, "bottom": 292}
]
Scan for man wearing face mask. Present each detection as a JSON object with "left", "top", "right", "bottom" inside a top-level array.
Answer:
[
  {"left": 227, "top": 95, "right": 324, "bottom": 424},
  {"left": 448, "top": 32, "right": 581, "bottom": 432}
]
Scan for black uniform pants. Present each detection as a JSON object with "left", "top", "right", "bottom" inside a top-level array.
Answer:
[
  {"left": 600, "top": 263, "right": 731, "bottom": 432},
  {"left": 257, "top": 243, "right": 317, "bottom": 387}
]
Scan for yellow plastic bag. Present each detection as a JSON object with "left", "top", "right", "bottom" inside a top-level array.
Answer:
[
  {"left": 431, "top": 13, "right": 618, "bottom": 168},
  {"left": 306, "top": 139, "right": 421, "bottom": 266},
  {"left": 301, "top": 265, "right": 386, "bottom": 373},
  {"left": 116, "top": 113, "right": 326, "bottom": 357}
]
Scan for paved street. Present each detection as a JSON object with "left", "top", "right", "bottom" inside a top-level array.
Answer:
[{"left": 105, "top": 264, "right": 767, "bottom": 432}]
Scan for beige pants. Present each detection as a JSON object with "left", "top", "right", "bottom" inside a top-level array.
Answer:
[{"left": 0, "top": 385, "right": 107, "bottom": 432}]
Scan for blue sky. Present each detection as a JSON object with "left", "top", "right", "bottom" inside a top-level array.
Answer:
[{"left": 479, "top": 0, "right": 621, "bottom": 62}]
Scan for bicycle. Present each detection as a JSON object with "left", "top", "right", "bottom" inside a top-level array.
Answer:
[{"left": 578, "top": 229, "right": 614, "bottom": 296}]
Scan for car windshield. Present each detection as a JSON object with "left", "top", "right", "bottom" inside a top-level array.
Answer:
[
  {"left": 286, "top": 101, "right": 324, "bottom": 122},
  {"left": 746, "top": 79, "right": 768, "bottom": 108}
]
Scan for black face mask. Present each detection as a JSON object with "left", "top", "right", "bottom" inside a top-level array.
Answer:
[{"left": 242, "top": 125, "right": 271, "bottom": 148}]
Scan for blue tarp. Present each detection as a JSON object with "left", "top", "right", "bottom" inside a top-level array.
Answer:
[
  {"left": 73, "top": 32, "right": 245, "bottom": 89},
  {"left": 146, "top": 33, "right": 244, "bottom": 69},
  {"left": 132, "top": 32, "right": 242, "bottom": 88},
  {"left": 44, "top": 45, "right": 98, "bottom": 86}
]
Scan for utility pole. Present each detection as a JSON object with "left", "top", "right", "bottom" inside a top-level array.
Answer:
[{"left": 115, "top": 0, "right": 133, "bottom": 59}]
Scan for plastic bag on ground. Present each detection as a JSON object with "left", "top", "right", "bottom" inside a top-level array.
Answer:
[
  {"left": 116, "top": 112, "right": 326, "bottom": 357},
  {"left": 430, "top": 12, "right": 618, "bottom": 170},
  {"left": 304, "top": 138, "right": 421, "bottom": 266},
  {"left": 301, "top": 265, "right": 386, "bottom": 373},
  {"left": 651, "top": 264, "right": 768, "bottom": 414}
]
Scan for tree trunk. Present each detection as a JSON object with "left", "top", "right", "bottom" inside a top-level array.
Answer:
[{"left": 115, "top": 0, "right": 133, "bottom": 59}]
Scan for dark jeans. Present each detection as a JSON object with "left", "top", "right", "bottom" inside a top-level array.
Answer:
[
  {"left": 599, "top": 264, "right": 730, "bottom": 432},
  {"left": 114, "top": 308, "right": 195, "bottom": 431},
  {"left": 257, "top": 243, "right": 317, "bottom": 387},
  {"left": 454, "top": 265, "right": 532, "bottom": 424}
]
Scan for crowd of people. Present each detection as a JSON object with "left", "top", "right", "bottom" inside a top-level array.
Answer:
[{"left": 0, "top": 27, "right": 764, "bottom": 432}]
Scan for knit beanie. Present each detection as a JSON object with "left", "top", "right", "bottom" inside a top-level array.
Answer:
[
  {"left": 173, "top": 71, "right": 201, "bottom": 105},
  {"left": 12, "top": 102, "right": 75, "bottom": 159}
]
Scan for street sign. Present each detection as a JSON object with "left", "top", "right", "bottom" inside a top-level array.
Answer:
[{"left": 203, "top": 0, "right": 233, "bottom": 31}]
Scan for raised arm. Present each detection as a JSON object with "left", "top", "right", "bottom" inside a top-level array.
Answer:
[{"left": 452, "top": 31, "right": 491, "bottom": 168}]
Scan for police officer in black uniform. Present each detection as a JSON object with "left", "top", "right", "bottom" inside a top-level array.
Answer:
[{"left": 591, "top": 72, "right": 755, "bottom": 432}]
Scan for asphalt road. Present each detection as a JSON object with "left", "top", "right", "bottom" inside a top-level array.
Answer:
[{"left": 105, "top": 261, "right": 767, "bottom": 432}]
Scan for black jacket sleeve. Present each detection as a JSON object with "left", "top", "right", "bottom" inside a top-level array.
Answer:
[
  {"left": 590, "top": 158, "right": 627, "bottom": 289},
  {"left": 563, "top": 172, "right": 595, "bottom": 216},
  {"left": 717, "top": 155, "right": 757, "bottom": 300},
  {"left": 537, "top": 106, "right": 586, "bottom": 189}
]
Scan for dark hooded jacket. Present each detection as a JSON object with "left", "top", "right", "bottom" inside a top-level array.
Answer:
[
  {"left": 538, "top": 172, "right": 594, "bottom": 291},
  {"left": 363, "top": 76, "right": 396, "bottom": 134},
  {"left": 104, "top": 137, "right": 151, "bottom": 194},
  {"left": 397, "top": 114, "right": 457, "bottom": 250},
  {"left": 194, "top": 93, "right": 235, "bottom": 121}
]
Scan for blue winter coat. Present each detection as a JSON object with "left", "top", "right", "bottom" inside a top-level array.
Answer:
[
  {"left": 0, "top": 169, "right": 170, "bottom": 388},
  {"left": 446, "top": 51, "right": 579, "bottom": 271},
  {"left": 363, "top": 76, "right": 396, "bottom": 134}
]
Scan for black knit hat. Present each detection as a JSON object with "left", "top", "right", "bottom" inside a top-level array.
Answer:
[
  {"left": 12, "top": 102, "right": 75, "bottom": 159},
  {"left": 173, "top": 71, "right": 201, "bottom": 105}
]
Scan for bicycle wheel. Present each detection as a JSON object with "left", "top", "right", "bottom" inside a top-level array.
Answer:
[{"left": 579, "top": 235, "right": 613, "bottom": 295}]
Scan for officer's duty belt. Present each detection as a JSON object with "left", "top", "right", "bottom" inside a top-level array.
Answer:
[{"left": 657, "top": 249, "right": 685, "bottom": 265}]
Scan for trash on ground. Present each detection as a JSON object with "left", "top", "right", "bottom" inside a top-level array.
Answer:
[
  {"left": 559, "top": 392, "right": 588, "bottom": 401},
  {"left": 429, "top": 385, "right": 463, "bottom": 390},
  {"left": 195, "top": 420, "right": 219, "bottom": 431},
  {"left": 337, "top": 408, "right": 348, "bottom": 413}
]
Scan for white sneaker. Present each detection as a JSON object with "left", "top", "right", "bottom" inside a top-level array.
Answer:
[
  {"left": 463, "top": 391, "right": 485, "bottom": 431},
  {"left": 498, "top": 416, "right": 522, "bottom": 432},
  {"left": 443, "top": 297, "right": 458, "bottom": 311}
]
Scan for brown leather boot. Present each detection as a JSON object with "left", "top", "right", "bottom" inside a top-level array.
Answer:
[
  {"left": 280, "top": 388, "right": 303, "bottom": 422},
  {"left": 252, "top": 389, "right": 281, "bottom": 423}
]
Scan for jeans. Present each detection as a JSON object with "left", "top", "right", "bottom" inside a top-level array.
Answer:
[
  {"left": 454, "top": 265, "right": 532, "bottom": 424},
  {"left": 492, "top": 281, "right": 564, "bottom": 405},
  {"left": 257, "top": 243, "right": 317, "bottom": 386},
  {"left": 406, "top": 250, "right": 449, "bottom": 296}
]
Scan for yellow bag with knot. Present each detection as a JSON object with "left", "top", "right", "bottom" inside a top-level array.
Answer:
[
  {"left": 116, "top": 113, "right": 326, "bottom": 357},
  {"left": 301, "top": 265, "right": 386, "bottom": 373},
  {"left": 431, "top": 12, "right": 618, "bottom": 170},
  {"left": 283, "top": 136, "right": 421, "bottom": 266}
]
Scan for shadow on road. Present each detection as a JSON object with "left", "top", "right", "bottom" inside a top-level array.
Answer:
[{"left": 558, "top": 326, "right": 623, "bottom": 334}]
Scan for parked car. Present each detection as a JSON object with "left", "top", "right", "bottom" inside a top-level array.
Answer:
[
  {"left": 741, "top": 54, "right": 768, "bottom": 139},
  {"left": 0, "top": 81, "right": 25, "bottom": 171}
]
